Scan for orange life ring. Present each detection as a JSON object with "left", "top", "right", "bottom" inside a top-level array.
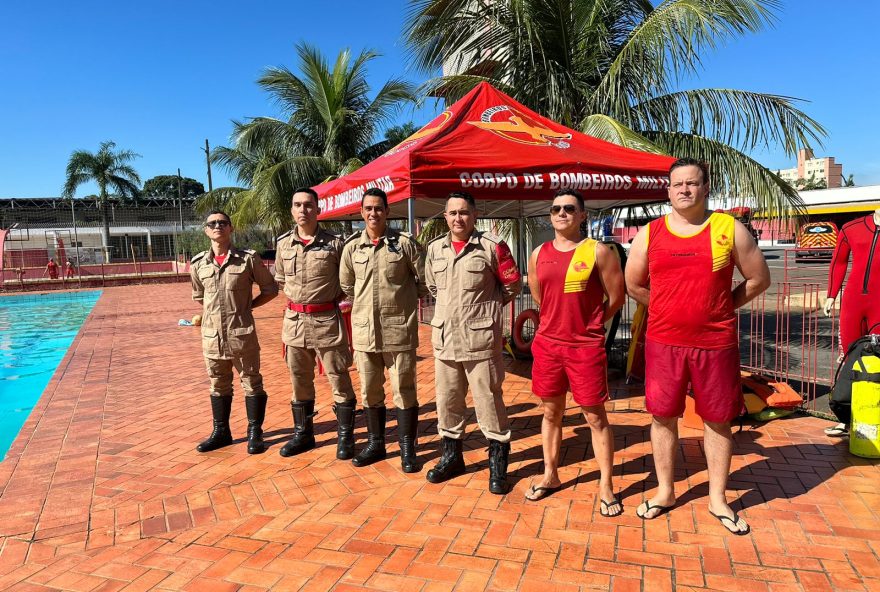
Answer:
[{"left": 513, "top": 308, "right": 540, "bottom": 353}]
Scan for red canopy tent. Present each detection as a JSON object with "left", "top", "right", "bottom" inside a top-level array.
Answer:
[{"left": 315, "top": 82, "right": 676, "bottom": 221}]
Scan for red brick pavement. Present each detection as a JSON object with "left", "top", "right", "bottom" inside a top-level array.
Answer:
[{"left": 0, "top": 283, "right": 878, "bottom": 591}]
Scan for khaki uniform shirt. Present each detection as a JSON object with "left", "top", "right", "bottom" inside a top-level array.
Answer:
[
  {"left": 275, "top": 227, "right": 347, "bottom": 348},
  {"left": 339, "top": 228, "right": 429, "bottom": 352},
  {"left": 425, "top": 230, "right": 522, "bottom": 361},
  {"left": 190, "top": 246, "right": 278, "bottom": 359}
]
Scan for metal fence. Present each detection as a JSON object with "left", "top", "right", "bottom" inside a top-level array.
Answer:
[{"left": 2, "top": 196, "right": 202, "bottom": 291}]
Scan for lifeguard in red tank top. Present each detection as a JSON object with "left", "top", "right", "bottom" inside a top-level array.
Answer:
[
  {"left": 646, "top": 212, "right": 737, "bottom": 349},
  {"left": 535, "top": 239, "right": 606, "bottom": 347}
]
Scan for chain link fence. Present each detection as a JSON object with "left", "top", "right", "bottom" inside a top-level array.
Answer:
[{"left": 1, "top": 197, "right": 206, "bottom": 291}]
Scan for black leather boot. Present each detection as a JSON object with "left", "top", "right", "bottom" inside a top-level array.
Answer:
[
  {"left": 334, "top": 399, "right": 357, "bottom": 460},
  {"left": 488, "top": 440, "right": 511, "bottom": 494},
  {"left": 197, "top": 395, "right": 233, "bottom": 452},
  {"left": 279, "top": 401, "right": 316, "bottom": 457},
  {"left": 426, "top": 436, "right": 465, "bottom": 483},
  {"left": 397, "top": 406, "right": 420, "bottom": 473},
  {"left": 352, "top": 406, "right": 386, "bottom": 467},
  {"left": 245, "top": 393, "right": 268, "bottom": 454}
]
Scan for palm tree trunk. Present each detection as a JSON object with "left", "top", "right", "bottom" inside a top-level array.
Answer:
[{"left": 99, "top": 187, "right": 111, "bottom": 262}]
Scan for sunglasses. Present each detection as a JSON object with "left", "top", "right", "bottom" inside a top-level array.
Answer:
[
  {"left": 550, "top": 204, "right": 578, "bottom": 215},
  {"left": 205, "top": 220, "right": 231, "bottom": 229}
]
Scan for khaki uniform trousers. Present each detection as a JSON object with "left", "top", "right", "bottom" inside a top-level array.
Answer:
[
  {"left": 285, "top": 344, "right": 355, "bottom": 404},
  {"left": 205, "top": 349, "right": 264, "bottom": 398},
  {"left": 356, "top": 349, "right": 418, "bottom": 409},
  {"left": 434, "top": 352, "right": 511, "bottom": 442}
]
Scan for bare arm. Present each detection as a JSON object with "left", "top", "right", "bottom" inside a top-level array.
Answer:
[
  {"left": 624, "top": 227, "right": 650, "bottom": 306},
  {"left": 731, "top": 219, "right": 771, "bottom": 308},
  {"left": 596, "top": 242, "right": 625, "bottom": 323},
  {"left": 526, "top": 246, "right": 542, "bottom": 306}
]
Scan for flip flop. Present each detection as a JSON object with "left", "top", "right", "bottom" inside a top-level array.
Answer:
[
  {"left": 525, "top": 484, "right": 561, "bottom": 501},
  {"left": 636, "top": 500, "right": 674, "bottom": 520},
  {"left": 600, "top": 497, "right": 623, "bottom": 517},
  {"left": 824, "top": 423, "right": 848, "bottom": 437},
  {"left": 710, "top": 511, "right": 751, "bottom": 536}
]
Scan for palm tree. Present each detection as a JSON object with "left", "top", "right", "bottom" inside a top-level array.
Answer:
[
  {"left": 62, "top": 141, "right": 141, "bottom": 261},
  {"left": 405, "top": 0, "right": 825, "bottom": 216},
  {"left": 198, "top": 43, "right": 416, "bottom": 236}
]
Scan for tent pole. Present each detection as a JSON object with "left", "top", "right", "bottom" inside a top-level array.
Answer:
[{"left": 407, "top": 197, "right": 415, "bottom": 235}]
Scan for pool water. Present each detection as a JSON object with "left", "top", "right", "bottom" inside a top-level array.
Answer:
[{"left": 0, "top": 291, "right": 101, "bottom": 459}]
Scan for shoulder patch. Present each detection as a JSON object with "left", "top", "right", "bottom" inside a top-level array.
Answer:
[
  {"left": 427, "top": 233, "right": 448, "bottom": 245},
  {"left": 241, "top": 248, "right": 256, "bottom": 255},
  {"left": 344, "top": 231, "right": 362, "bottom": 244},
  {"left": 275, "top": 229, "right": 293, "bottom": 244},
  {"left": 191, "top": 251, "right": 207, "bottom": 263}
]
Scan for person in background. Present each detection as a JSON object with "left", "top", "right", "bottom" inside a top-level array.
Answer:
[{"left": 44, "top": 258, "right": 59, "bottom": 279}]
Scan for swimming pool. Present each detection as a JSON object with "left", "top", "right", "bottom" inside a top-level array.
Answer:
[{"left": 0, "top": 290, "right": 101, "bottom": 459}]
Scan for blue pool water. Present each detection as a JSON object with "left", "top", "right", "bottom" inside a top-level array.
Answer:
[{"left": 0, "top": 290, "right": 101, "bottom": 459}]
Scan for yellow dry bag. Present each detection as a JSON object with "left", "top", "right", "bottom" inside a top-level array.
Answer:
[{"left": 850, "top": 346, "right": 880, "bottom": 459}]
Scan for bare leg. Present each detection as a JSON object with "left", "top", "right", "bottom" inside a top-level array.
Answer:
[
  {"left": 583, "top": 404, "right": 621, "bottom": 516},
  {"left": 703, "top": 420, "right": 749, "bottom": 533},
  {"left": 638, "top": 415, "right": 678, "bottom": 519},
  {"left": 525, "top": 395, "right": 565, "bottom": 500}
]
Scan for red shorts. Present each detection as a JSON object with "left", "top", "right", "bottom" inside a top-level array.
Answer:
[
  {"left": 531, "top": 334, "right": 609, "bottom": 407},
  {"left": 645, "top": 340, "right": 742, "bottom": 423}
]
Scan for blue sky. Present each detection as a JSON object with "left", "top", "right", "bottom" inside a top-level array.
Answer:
[{"left": 1, "top": 0, "right": 877, "bottom": 197}]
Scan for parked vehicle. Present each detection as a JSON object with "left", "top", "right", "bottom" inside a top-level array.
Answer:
[{"left": 796, "top": 221, "right": 839, "bottom": 261}]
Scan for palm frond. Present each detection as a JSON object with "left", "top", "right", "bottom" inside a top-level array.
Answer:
[
  {"left": 194, "top": 187, "right": 248, "bottom": 216},
  {"left": 634, "top": 88, "right": 825, "bottom": 155},
  {"left": 644, "top": 130, "right": 804, "bottom": 217},
  {"left": 581, "top": 114, "right": 667, "bottom": 153},
  {"left": 593, "top": 0, "right": 779, "bottom": 116}
]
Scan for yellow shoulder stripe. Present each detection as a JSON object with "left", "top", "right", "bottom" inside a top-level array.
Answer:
[
  {"left": 563, "top": 239, "right": 598, "bottom": 293},
  {"left": 709, "top": 213, "right": 735, "bottom": 272}
]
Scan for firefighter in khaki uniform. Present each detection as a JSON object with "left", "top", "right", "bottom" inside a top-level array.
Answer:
[
  {"left": 275, "top": 187, "right": 358, "bottom": 460},
  {"left": 425, "top": 191, "right": 522, "bottom": 494},
  {"left": 191, "top": 210, "right": 278, "bottom": 455},
  {"left": 339, "top": 188, "right": 429, "bottom": 472}
]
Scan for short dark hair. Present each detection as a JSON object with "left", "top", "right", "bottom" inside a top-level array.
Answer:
[
  {"left": 362, "top": 187, "right": 388, "bottom": 208},
  {"left": 553, "top": 188, "right": 585, "bottom": 211},
  {"left": 292, "top": 187, "right": 319, "bottom": 206},
  {"left": 446, "top": 191, "right": 476, "bottom": 211},
  {"left": 206, "top": 210, "right": 231, "bottom": 223},
  {"left": 669, "top": 158, "right": 710, "bottom": 184}
]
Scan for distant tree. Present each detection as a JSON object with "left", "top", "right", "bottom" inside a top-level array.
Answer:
[
  {"left": 62, "top": 141, "right": 141, "bottom": 261},
  {"left": 842, "top": 174, "right": 856, "bottom": 187},
  {"left": 198, "top": 43, "right": 416, "bottom": 236},
  {"left": 795, "top": 174, "right": 826, "bottom": 191},
  {"left": 143, "top": 175, "right": 205, "bottom": 198}
]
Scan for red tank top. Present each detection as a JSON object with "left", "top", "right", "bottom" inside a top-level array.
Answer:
[
  {"left": 535, "top": 239, "right": 606, "bottom": 347},
  {"left": 646, "top": 213, "right": 737, "bottom": 349}
]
